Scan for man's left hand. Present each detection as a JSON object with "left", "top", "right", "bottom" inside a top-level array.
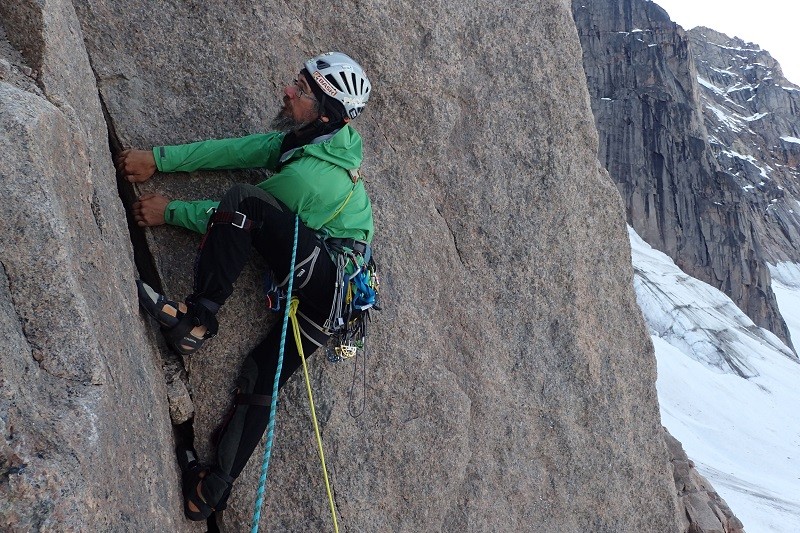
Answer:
[{"left": 132, "top": 193, "right": 169, "bottom": 227}]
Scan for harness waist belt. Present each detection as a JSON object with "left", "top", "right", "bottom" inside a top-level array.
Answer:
[{"left": 327, "top": 237, "right": 367, "bottom": 255}]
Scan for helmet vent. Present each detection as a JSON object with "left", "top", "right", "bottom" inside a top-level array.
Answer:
[
  {"left": 339, "top": 71, "right": 353, "bottom": 94},
  {"left": 325, "top": 73, "right": 344, "bottom": 92},
  {"left": 351, "top": 73, "right": 359, "bottom": 94},
  {"left": 316, "top": 60, "right": 331, "bottom": 69}
]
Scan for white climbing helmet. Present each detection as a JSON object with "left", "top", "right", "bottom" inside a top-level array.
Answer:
[{"left": 304, "top": 52, "right": 371, "bottom": 120}]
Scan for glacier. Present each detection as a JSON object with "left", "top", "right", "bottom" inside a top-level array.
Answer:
[{"left": 629, "top": 227, "right": 800, "bottom": 532}]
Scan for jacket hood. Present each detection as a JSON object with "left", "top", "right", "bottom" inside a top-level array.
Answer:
[{"left": 297, "top": 124, "right": 363, "bottom": 170}]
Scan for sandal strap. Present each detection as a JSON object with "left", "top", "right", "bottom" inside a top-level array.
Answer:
[
  {"left": 189, "top": 301, "right": 219, "bottom": 338},
  {"left": 162, "top": 314, "right": 198, "bottom": 344},
  {"left": 210, "top": 467, "right": 235, "bottom": 485},
  {"left": 162, "top": 303, "right": 219, "bottom": 355},
  {"left": 182, "top": 463, "right": 215, "bottom": 520},
  {"left": 200, "top": 468, "right": 235, "bottom": 512}
]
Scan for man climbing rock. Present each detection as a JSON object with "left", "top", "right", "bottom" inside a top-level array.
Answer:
[{"left": 116, "top": 52, "right": 373, "bottom": 521}]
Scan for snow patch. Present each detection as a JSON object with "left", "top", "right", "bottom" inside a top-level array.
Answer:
[
  {"left": 710, "top": 66, "right": 734, "bottom": 76},
  {"left": 707, "top": 104, "right": 743, "bottom": 132},
  {"left": 780, "top": 136, "right": 800, "bottom": 145},
  {"left": 719, "top": 149, "right": 772, "bottom": 179},
  {"left": 768, "top": 262, "right": 800, "bottom": 288},
  {"left": 726, "top": 84, "right": 755, "bottom": 94},
  {"left": 697, "top": 76, "right": 724, "bottom": 96},
  {"left": 743, "top": 112, "right": 769, "bottom": 122},
  {"left": 629, "top": 227, "right": 792, "bottom": 375}
]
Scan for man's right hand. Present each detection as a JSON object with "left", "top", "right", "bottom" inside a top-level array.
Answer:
[{"left": 117, "top": 149, "right": 157, "bottom": 183}]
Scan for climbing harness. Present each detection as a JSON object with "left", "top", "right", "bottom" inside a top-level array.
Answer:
[
  {"left": 261, "top": 166, "right": 381, "bottom": 370},
  {"left": 251, "top": 171, "right": 381, "bottom": 528}
]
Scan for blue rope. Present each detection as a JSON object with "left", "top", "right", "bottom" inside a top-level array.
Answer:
[{"left": 251, "top": 214, "right": 299, "bottom": 533}]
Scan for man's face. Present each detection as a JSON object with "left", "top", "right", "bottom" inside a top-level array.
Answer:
[{"left": 271, "top": 73, "right": 321, "bottom": 131}]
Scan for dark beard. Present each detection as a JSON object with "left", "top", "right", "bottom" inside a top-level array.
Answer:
[{"left": 270, "top": 108, "right": 309, "bottom": 132}]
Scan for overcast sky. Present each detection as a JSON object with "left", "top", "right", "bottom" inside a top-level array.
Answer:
[{"left": 652, "top": 0, "right": 800, "bottom": 85}]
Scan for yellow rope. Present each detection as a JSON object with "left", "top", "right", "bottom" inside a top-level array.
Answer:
[
  {"left": 321, "top": 183, "right": 357, "bottom": 227},
  {"left": 288, "top": 298, "right": 340, "bottom": 533}
]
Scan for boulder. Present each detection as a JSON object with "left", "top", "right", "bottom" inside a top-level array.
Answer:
[{"left": 664, "top": 429, "right": 745, "bottom": 533}]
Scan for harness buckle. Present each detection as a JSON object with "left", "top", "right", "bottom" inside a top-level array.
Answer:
[{"left": 232, "top": 211, "right": 247, "bottom": 229}]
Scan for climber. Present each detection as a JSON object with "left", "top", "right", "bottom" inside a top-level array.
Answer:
[{"left": 116, "top": 52, "right": 373, "bottom": 521}]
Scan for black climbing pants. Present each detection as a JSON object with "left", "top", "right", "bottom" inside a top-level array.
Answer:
[{"left": 191, "top": 183, "right": 335, "bottom": 508}]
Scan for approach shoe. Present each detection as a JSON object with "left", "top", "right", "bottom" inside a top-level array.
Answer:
[
  {"left": 136, "top": 280, "right": 218, "bottom": 356},
  {"left": 136, "top": 280, "right": 182, "bottom": 329}
]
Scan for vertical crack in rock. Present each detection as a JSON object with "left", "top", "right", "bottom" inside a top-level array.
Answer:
[
  {"left": 89, "top": 187, "right": 104, "bottom": 235},
  {"left": 434, "top": 205, "right": 466, "bottom": 267},
  {"left": 97, "top": 94, "right": 162, "bottom": 290},
  {"left": 380, "top": 131, "right": 398, "bottom": 154},
  {"left": 95, "top": 85, "right": 208, "bottom": 526}
]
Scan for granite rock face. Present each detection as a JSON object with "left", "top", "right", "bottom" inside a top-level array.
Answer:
[
  {"left": 3, "top": 0, "right": 683, "bottom": 531},
  {"left": 689, "top": 27, "right": 800, "bottom": 266},
  {"left": 665, "top": 429, "right": 745, "bottom": 533},
  {"left": 571, "top": 0, "right": 793, "bottom": 351},
  {"left": 0, "top": 2, "right": 192, "bottom": 531}
]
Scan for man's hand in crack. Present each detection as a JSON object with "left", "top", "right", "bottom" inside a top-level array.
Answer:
[
  {"left": 132, "top": 193, "right": 169, "bottom": 227},
  {"left": 117, "top": 149, "right": 157, "bottom": 183}
]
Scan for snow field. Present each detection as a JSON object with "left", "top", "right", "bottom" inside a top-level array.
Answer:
[{"left": 629, "top": 227, "right": 800, "bottom": 532}]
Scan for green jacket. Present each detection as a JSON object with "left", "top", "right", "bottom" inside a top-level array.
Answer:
[{"left": 153, "top": 125, "right": 374, "bottom": 242}]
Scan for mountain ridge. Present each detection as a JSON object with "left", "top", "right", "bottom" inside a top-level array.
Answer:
[
  {"left": 572, "top": 0, "right": 795, "bottom": 352},
  {"left": 688, "top": 26, "right": 800, "bottom": 266}
]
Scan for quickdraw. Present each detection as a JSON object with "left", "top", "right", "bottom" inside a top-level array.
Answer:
[{"left": 324, "top": 248, "right": 379, "bottom": 364}]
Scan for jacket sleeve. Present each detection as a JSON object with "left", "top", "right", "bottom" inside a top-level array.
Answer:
[
  {"left": 153, "top": 132, "right": 285, "bottom": 173},
  {"left": 164, "top": 199, "right": 219, "bottom": 234}
]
